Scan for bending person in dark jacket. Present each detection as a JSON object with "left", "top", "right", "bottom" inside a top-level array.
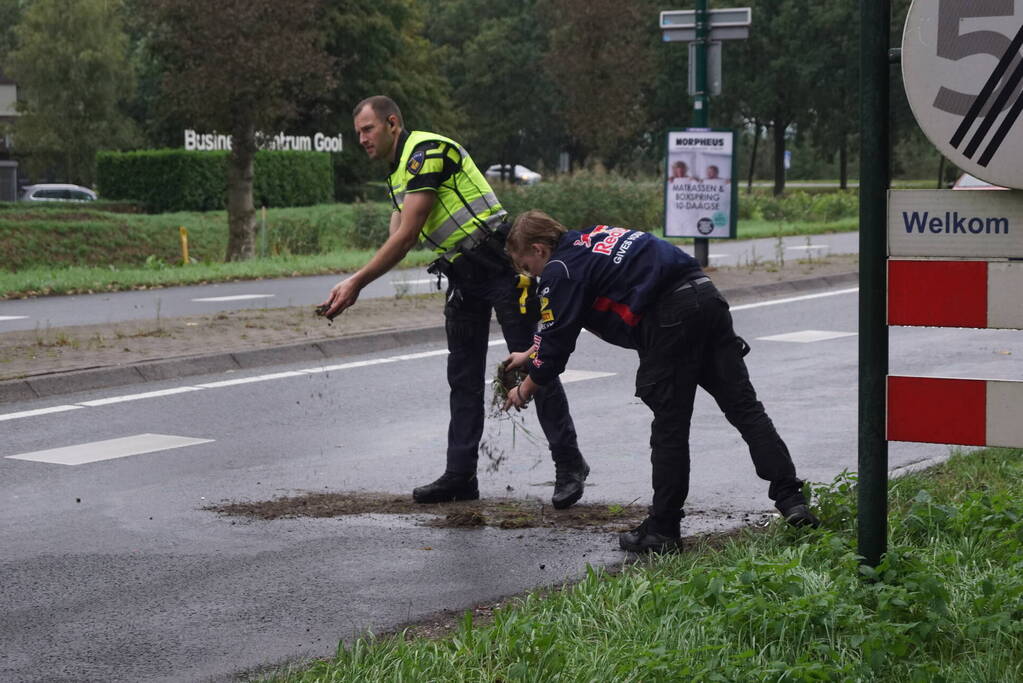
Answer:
[{"left": 501, "top": 210, "right": 818, "bottom": 554}]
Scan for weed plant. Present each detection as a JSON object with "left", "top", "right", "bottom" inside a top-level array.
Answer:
[{"left": 264, "top": 448, "right": 1023, "bottom": 682}]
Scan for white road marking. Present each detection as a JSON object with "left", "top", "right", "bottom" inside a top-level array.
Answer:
[
  {"left": 757, "top": 329, "right": 857, "bottom": 343},
  {"left": 192, "top": 294, "right": 275, "bottom": 302},
  {"left": 785, "top": 244, "right": 827, "bottom": 251},
  {"left": 0, "top": 315, "right": 28, "bottom": 321},
  {"left": 0, "top": 405, "right": 83, "bottom": 422},
  {"left": 196, "top": 371, "right": 308, "bottom": 388},
  {"left": 730, "top": 287, "right": 857, "bottom": 312},
  {"left": 78, "top": 386, "right": 202, "bottom": 407},
  {"left": 0, "top": 287, "right": 859, "bottom": 424},
  {"left": 394, "top": 277, "right": 446, "bottom": 286},
  {"left": 560, "top": 369, "right": 616, "bottom": 384},
  {"left": 4, "top": 433, "right": 213, "bottom": 466}
]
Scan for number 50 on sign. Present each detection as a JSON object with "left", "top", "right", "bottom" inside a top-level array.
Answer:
[{"left": 902, "top": 0, "right": 1023, "bottom": 190}]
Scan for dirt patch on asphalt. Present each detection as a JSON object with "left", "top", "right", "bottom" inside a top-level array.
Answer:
[{"left": 205, "top": 491, "right": 649, "bottom": 532}]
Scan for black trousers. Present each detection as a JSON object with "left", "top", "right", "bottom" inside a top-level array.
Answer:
[
  {"left": 635, "top": 279, "right": 804, "bottom": 528},
  {"left": 443, "top": 257, "right": 582, "bottom": 473}
]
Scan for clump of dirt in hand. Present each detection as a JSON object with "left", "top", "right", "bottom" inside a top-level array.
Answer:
[
  {"left": 206, "top": 491, "right": 648, "bottom": 532},
  {"left": 481, "top": 360, "right": 543, "bottom": 473}
]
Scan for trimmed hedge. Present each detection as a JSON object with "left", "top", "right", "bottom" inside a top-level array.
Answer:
[{"left": 97, "top": 149, "right": 334, "bottom": 213}]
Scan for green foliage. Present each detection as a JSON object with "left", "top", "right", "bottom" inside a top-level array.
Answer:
[
  {"left": 6, "top": 0, "right": 138, "bottom": 185},
  {"left": 96, "top": 149, "right": 333, "bottom": 213},
  {"left": 265, "top": 448, "right": 1023, "bottom": 682},
  {"left": 0, "top": 202, "right": 389, "bottom": 272},
  {"left": 740, "top": 190, "right": 859, "bottom": 222},
  {"left": 499, "top": 172, "right": 663, "bottom": 232}
]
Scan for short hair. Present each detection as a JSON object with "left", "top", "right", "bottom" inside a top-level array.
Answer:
[
  {"left": 507, "top": 210, "right": 566, "bottom": 254},
  {"left": 353, "top": 96, "right": 404, "bottom": 128}
]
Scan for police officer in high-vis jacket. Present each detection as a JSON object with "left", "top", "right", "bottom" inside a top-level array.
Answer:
[
  {"left": 501, "top": 210, "right": 819, "bottom": 554},
  {"left": 321, "top": 96, "right": 588, "bottom": 508}
]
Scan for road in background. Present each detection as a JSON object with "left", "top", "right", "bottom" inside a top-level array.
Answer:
[{"left": 2, "top": 283, "right": 1016, "bottom": 682}]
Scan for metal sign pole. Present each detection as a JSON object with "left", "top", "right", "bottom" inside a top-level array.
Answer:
[
  {"left": 692, "top": 0, "right": 710, "bottom": 267},
  {"left": 857, "top": 0, "right": 890, "bottom": 568}
]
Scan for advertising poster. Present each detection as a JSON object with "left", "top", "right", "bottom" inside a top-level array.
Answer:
[{"left": 664, "top": 129, "right": 737, "bottom": 239}]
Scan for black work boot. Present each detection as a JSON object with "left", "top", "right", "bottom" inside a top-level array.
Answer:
[
  {"left": 412, "top": 471, "right": 480, "bottom": 504},
  {"left": 618, "top": 517, "right": 684, "bottom": 554},
  {"left": 776, "top": 493, "right": 821, "bottom": 529},
  {"left": 552, "top": 457, "right": 590, "bottom": 510}
]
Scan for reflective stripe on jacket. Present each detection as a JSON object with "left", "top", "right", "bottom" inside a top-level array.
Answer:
[{"left": 387, "top": 130, "right": 506, "bottom": 257}]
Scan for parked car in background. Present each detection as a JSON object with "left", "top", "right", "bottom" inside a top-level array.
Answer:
[
  {"left": 484, "top": 164, "right": 542, "bottom": 185},
  {"left": 951, "top": 173, "right": 1007, "bottom": 190},
  {"left": 19, "top": 183, "right": 98, "bottom": 202}
]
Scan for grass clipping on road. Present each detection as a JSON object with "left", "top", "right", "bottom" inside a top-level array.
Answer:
[{"left": 261, "top": 448, "right": 1023, "bottom": 682}]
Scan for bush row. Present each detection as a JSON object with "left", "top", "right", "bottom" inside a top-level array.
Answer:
[
  {"left": 96, "top": 149, "right": 334, "bottom": 213},
  {"left": 0, "top": 202, "right": 395, "bottom": 271},
  {"left": 499, "top": 174, "right": 859, "bottom": 230}
]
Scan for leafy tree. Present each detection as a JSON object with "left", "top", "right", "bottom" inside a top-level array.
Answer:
[
  {"left": 314, "top": 0, "right": 460, "bottom": 199},
  {"left": 0, "top": 0, "right": 20, "bottom": 66},
  {"left": 423, "top": 0, "right": 565, "bottom": 173},
  {"left": 146, "top": 0, "right": 334, "bottom": 260},
  {"left": 539, "top": 0, "right": 657, "bottom": 168},
  {"left": 6, "top": 0, "right": 137, "bottom": 185}
]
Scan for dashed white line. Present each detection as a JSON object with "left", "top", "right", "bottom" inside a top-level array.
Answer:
[
  {"left": 78, "top": 386, "right": 203, "bottom": 407},
  {"left": 730, "top": 287, "right": 857, "bottom": 312},
  {"left": 4, "top": 433, "right": 213, "bottom": 466},
  {"left": 0, "top": 315, "right": 29, "bottom": 321},
  {"left": 0, "top": 405, "right": 83, "bottom": 422},
  {"left": 191, "top": 294, "right": 275, "bottom": 302}
]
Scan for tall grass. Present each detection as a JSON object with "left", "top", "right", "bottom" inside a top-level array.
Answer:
[{"left": 264, "top": 448, "right": 1023, "bottom": 682}]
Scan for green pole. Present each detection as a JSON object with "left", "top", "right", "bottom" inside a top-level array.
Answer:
[
  {"left": 857, "top": 0, "right": 890, "bottom": 568},
  {"left": 692, "top": 0, "right": 710, "bottom": 266}
]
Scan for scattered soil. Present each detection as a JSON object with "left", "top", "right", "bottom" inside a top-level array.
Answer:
[
  {"left": 0, "top": 254, "right": 857, "bottom": 382},
  {"left": 205, "top": 491, "right": 650, "bottom": 532}
]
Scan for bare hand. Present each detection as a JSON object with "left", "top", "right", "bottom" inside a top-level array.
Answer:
[
  {"left": 320, "top": 277, "right": 361, "bottom": 319},
  {"left": 502, "top": 378, "right": 536, "bottom": 412},
  {"left": 504, "top": 350, "right": 532, "bottom": 371}
]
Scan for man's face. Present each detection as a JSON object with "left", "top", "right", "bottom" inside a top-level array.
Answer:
[{"left": 354, "top": 106, "right": 398, "bottom": 162}]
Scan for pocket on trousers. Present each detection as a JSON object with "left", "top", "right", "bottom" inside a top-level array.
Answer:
[
  {"left": 655, "top": 287, "right": 700, "bottom": 328},
  {"left": 635, "top": 363, "right": 674, "bottom": 409}
]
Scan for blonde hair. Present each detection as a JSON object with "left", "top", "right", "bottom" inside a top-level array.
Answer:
[{"left": 507, "top": 210, "right": 566, "bottom": 255}]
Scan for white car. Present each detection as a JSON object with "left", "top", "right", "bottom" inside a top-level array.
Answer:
[
  {"left": 951, "top": 173, "right": 1007, "bottom": 190},
  {"left": 20, "top": 183, "right": 98, "bottom": 202},
  {"left": 484, "top": 164, "right": 542, "bottom": 185}
]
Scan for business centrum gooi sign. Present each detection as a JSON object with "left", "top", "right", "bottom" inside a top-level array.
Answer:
[{"left": 902, "top": 0, "right": 1023, "bottom": 190}]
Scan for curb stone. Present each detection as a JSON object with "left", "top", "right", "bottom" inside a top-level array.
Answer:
[{"left": 0, "top": 272, "right": 858, "bottom": 406}]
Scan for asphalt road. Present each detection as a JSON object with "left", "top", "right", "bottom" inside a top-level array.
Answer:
[
  {"left": 0, "top": 232, "right": 859, "bottom": 332},
  {"left": 3, "top": 281, "right": 1017, "bottom": 682}
]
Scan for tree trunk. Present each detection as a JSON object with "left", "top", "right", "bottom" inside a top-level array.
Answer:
[
  {"left": 839, "top": 133, "right": 848, "bottom": 190},
  {"left": 226, "top": 121, "right": 257, "bottom": 262},
  {"left": 747, "top": 119, "right": 760, "bottom": 194},
  {"left": 772, "top": 118, "right": 787, "bottom": 196}
]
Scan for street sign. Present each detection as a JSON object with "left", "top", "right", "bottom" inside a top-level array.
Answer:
[
  {"left": 660, "top": 8, "right": 750, "bottom": 42},
  {"left": 902, "top": 1, "right": 1023, "bottom": 189},
  {"left": 888, "top": 189, "right": 1023, "bottom": 258},
  {"left": 689, "top": 42, "right": 721, "bottom": 95}
]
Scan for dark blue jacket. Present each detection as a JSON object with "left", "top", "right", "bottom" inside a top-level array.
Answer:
[{"left": 528, "top": 225, "right": 704, "bottom": 385}]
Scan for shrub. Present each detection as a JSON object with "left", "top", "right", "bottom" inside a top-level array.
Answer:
[
  {"left": 97, "top": 149, "right": 334, "bottom": 213},
  {"left": 499, "top": 171, "right": 664, "bottom": 231}
]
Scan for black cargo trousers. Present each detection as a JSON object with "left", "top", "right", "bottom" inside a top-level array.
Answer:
[
  {"left": 635, "top": 278, "right": 805, "bottom": 529},
  {"left": 441, "top": 241, "right": 582, "bottom": 474}
]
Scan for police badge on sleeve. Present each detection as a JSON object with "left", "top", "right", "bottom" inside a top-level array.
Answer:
[{"left": 407, "top": 150, "right": 426, "bottom": 175}]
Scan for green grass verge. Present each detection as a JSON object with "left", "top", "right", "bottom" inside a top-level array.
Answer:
[
  {"left": 261, "top": 448, "right": 1023, "bottom": 682},
  {"left": 0, "top": 250, "right": 437, "bottom": 298}
]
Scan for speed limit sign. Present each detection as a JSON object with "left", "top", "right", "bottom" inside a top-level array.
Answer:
[{"left": 902, "top": 1, "right": 1023, "bottom": 189}]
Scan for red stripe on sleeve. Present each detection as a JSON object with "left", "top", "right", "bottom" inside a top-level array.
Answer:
[{"left": 592, "top": 297, "right": 642, "bottom": 326}]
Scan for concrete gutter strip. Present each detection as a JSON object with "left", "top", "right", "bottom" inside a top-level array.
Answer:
[{"left": 0, "top": 273, "right": 857, "bottom": 405}]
